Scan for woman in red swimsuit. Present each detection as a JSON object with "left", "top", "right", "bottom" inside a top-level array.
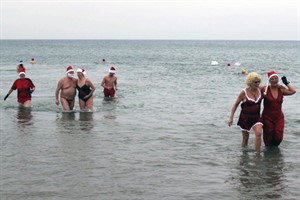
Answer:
[
  {"left": 228, "top": 72, "right": 263, "bottom": 153},
  {"left": 4, "top": 68, "right": 35, "bottom": 107},
  {"left": 261, "top": 71, "right": 296, "bottom": 147}
]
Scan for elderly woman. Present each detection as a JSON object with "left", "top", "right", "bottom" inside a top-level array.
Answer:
[
  {"left": 228, "top": 72, "right": 263, "bottom": 153},
  {"left": 261, "top": 71, "right": 296, "bottom": 147},
  {"left": 4, "top": 68, "right": 35, "bottom": 107},
  {"left": 76, "top": 68, "right": 95, "bottom": 111}
]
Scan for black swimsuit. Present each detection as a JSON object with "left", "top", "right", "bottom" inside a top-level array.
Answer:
[{"left": 76, "top": 83, "right": 92, "bottom": 102}]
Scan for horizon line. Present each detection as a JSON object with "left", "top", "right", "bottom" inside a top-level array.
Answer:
[{"left": 0, "top": 38, "right": 299, "bottom": 42}]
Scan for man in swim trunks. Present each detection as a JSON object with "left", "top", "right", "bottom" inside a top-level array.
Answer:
[
  {"left": 101, "top": 66, "right": 118, "bottom": 98},
  {"left": 55, "top": 66, "right": 77, "bottom": 111}
]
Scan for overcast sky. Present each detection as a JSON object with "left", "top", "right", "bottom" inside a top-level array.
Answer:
[{"left": 1, "top": 0, "right": 299, "bottom": 40}]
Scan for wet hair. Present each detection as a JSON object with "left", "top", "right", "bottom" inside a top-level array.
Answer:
[{"left": 246, "top": 72, "right": 261, "bottom": 86}]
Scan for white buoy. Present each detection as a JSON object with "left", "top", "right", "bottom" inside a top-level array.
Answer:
[{"left": 211, "top": 61, "right": 218, "bottom": 66}]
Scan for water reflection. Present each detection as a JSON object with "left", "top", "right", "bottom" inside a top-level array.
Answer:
[
  {"left": 16, "top": 107, "right": 33, "bottom": 128},
  {"left": 236, "top": 148, "right": 285, "bottom": 199},
  {"left": 102, "top": 98, "right": 117, "bottom": 119},
  {"left": 79, "top": 111, "right": 94, "bottom": 131},
  {"left": 57, "top": 112, "right": 76, "bottom": 133}
]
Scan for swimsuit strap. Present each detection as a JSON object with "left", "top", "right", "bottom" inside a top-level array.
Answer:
[{"left": 243, "top": 88, "right": 261, "bottom": 103}]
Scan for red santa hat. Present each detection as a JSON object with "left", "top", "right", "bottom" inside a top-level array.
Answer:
[
  {"left": 19, "top": 68, "right": 26, "bottom": 76},
  {"left": 109, "top": 66, "right": 116, "bottom": 74},
  {"left": 66, "top": 66, "right": 74, "bottom": 73},
  {"left": 76, "top": 68, "right": 86, "bottom": 75},
  {"left": 264, "top": 71, "right": 279, "bottom": 95},
  {"left": 267, "top": 71, "right": 278, "bottom": 79}
]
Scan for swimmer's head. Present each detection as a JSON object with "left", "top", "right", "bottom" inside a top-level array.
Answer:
[
  {"left": 19, "top": 68, "right": 26, "bottom": 77},
  {"left": 108, "top": 66, "right": 116, "bottom": 74},
  {"left": 77, "top": 68, "right": 86, "bottom": 76},
  {"left": 66, "top": 66, "right": 75, "bottom": 78}
]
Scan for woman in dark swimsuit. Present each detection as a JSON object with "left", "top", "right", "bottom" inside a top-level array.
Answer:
[
  {"left": 228, "top": 72, "right": 263, "bottom": 153},
  {"left": 76, "top": 68, "right": 95, "bottom": 111}
]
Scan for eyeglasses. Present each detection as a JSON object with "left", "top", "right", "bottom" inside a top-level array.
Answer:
[{"left": 253, "top": 81, "right": 260, "bottom": 84}]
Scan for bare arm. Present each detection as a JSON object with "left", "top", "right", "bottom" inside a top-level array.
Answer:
[
  {"left": 4, "top": 88, "right": 13, "bottom": 101},
  {"left": 55, "top": 79, "right": 63, "bottom": 105},
  {"left": 101, "top": 77, "right": 106, "bottom": 88},
  {"left": 114, "top": 77, "right": 118, "bottom": 90},
  {"left": 228, "top": 90, "right": 245, "bottom": 126},
  {"left": 85, "top": 79, "right": 96, "bottom": 99},
  {"left": 281, "top": 84, "right": 296, "bottom": 96}
]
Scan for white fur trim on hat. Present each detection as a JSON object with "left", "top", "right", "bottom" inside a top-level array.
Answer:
[
  {"left": 109, "top": 66, "right": 116, "bottom": 73},
  {"left": 66, "top": 66, "right": 74, "bottom": 74},
  {"left": 77, "top": 68, "right": 86, "bottom": 75}
]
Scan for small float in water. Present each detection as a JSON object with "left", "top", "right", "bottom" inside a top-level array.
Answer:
[{"left": 211, "top": 61, "right": 219, "bottom": 66}]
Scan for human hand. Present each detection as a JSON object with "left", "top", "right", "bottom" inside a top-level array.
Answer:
[
  {"left": 281, "top": 76, "right": 290, "bottom": 86},
  {"left": 55, "top": 99, "right": 59, "bottom": 105},
  {"left": 4, "top": 94, "right": 9, "bottom": 101},
  {"left": 228, "top": 118, "right": 233, "bottom": 127},
  {"left": 29, "top": 89, "right": 34, "bottom": 95}
]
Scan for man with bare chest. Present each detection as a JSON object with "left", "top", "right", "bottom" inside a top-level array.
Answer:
[
  {"left": 101, "top": 66, "right": 118, "bottom": 98},
  {"left": 55, "top": 66, "right": 77, "bottom": 111}
]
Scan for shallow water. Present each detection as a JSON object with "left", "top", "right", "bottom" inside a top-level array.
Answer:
[{"left": 0, "top": 40, "right": 299, "bottom": 199}]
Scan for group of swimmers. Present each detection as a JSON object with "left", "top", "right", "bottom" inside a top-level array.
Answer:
[
  {"left": 4, "top": 61, "right": 118, "bottom": 112},
  {"left": 3, "top": 60, "right": 297, "bottom": 153},
  {"left": 55, "top": 65, "right": 117, "bottom": 111},
  {"left": 228, "top": 71, "right": 296, "bottom": 153}
]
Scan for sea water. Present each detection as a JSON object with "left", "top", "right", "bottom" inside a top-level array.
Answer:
[{"left": 0, "top": 40, "right": 299, "bottom": 200}]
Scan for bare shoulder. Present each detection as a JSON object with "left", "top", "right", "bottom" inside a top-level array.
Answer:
[
  {"left": 238, "top": 89, "right": 246, "bottom": 98},
  {"left": 86, "top": 78, "right": 93, "bottom": 84}
]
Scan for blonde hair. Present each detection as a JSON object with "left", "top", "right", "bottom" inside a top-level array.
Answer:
[{"left": 245, "top": 72, "right": 261, "bottom": 86}]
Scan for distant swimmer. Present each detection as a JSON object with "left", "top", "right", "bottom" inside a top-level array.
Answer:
[
  {"left": 101, "top": 66, "right": 118, "bottom": 98},
  {"left": 16, "top": 60, "right": 25, "bottom": 73},
  {"left": 76, "top": 68, "right": 95, "bottom": 111},
  {"left": 241, "top": 69, "right": 248, "bottom": 75},
  {"left": 30, "top": 58, "right": 36, "bottom": 65},
  {"left": 101, "top": 59, "right": 107, "bottom": 65},
  {"left": 55, "top": 66, "right": 77, "bottom": 111},
  {"left": 4, "top": 68, "right": 36, "bottom": 108}
]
